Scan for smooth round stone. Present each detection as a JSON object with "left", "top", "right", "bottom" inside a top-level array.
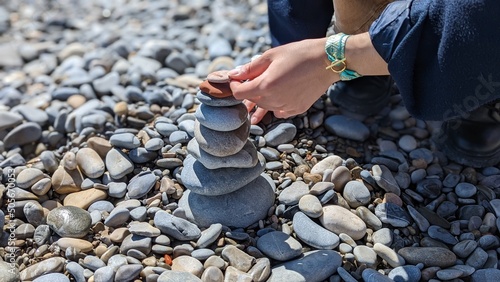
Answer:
[
  {"left": 471, "top": 269, "right": 500, "bottom": 282},
  {"left": 171, "top": 256, "right": 204, "bottom": 277},
  {"left": 320, "top": 205, "right": 367, "bottom": 240},
  {"left": 75, "top": 148, "right": 105, "bottom": 178},
  {"left": 104, "top": 207, "right": 130, "bottom": 228},
  {"left": 199, "top": 80, "right": 233, "bottom": 98},
  {"left": 479, "top": 234, "right": 499, "bottom": 250},
  {"left": 407, "top": 205, "right": 430, "bottom": 232},
  {"left": 416, "top": 178, "right": 442, "bottom": 199},
  {"left": 93, "top": 266, "right": 115, "bottom": 282},
  {"left": 278, "top": 181, "right": 310, "bottom": 206},
  {"left": 398, "top": 247, "right": 456, "bottom": 267},
  {"left": 129, "top": 222, "right": 160, "bottom": 237},
  {"left": 250, "top": 125, "right": 264, "bottom": 136},
  {"left": 196, "top": 90, "right": 242, "bottom": 107},
  {"left": 129, "top": 147, "right": 157, "bottom": 164},
  {"left": 109, "top": 132, "right": 141, "bottom": 149},
  {"left": 207, "top": 70, "right": 230, "bottom": 83},
  {"left": 466, "top": 247, "right": 488, "bottom": 269},
  {"left": 107, "top": 254, "right": 128, "bottom": 270},
  {"left": 34, "top": 225, "right": 51, "bottom": 246},
  {"left": 310, "top": 182, "right": 335, "bottom": 196},
  {"left": 105, "top": 148, "right": 134, "bottom": 179},
  {"left": 63, "top": 188, "right": 107, "bottom": 210},
  {"left": 108, "top": 182, "right": 127, "bottom": 198},
  {"left": 115, "top": 264, "right": 143, "bottom": 282},
  {"left": 24, "top": 201, "right": 45, "bottom": 226},
  {"left": 356, "top": 206, "right": 383, "bottom": 230},
  {"left": 46, "top": 206, "right": 91, "bottom": 238},
  {"left": 443, "top": 173, "right": 461, "bottom": 187},
  {"left": 298, "top": 195, "right": 323, "bottom": 218},
  {"left": 178, "top": 119, "right": 195, "bottom": 137},
  {"left": 455, "top": 182, "right": 477, "bottom": 198},
  {"left": 157, "top": 271, "right": 202, "bottom": 282},
  {"left": 257, "top": 231, "right": 302, "bottom": 261},
  {"left": 436, "top": 268, "right": 463, "bottom": 280},
  {"left": 154, "top": 210, "right": 201, "bottom": 241},
  {"left": 191, "top": 249, "right": 215, "bottom": 261},
  {"left": 56, "top": 238, "right": 93, "bottom": 252},
  {"left": 180, "top": 154, "right": 264, "bottom": 196},
  {"left": 194, "top": 120, "right": 249, "bottom": 157},
  {"left": 324, "top": 115, "right": 370, "bottom": 142},
  {"left": 263, "top": 123, "right": 297, "bottom": 147},
  {"left": 293, "top": 212, "right": 339, "bottom": 250},
  {"left": 16, "top": 168, "right": 45, "bottom": 189},
  {"left": 310, "top": 155, "right": 343, "bottom": 175},
  {"left": 221, "top": 246, "right": 254, "bottom": 273},
  {"left": 32, "top": 273, "right": 70, "bottom": 282},
  {"left": 29, "top": 178, "right": 52, "bottom": 197},
  {"left": 65, "top": 262, "right": 85, "bottom": 282},
  {"left": 388, "top": 265, "right": 422, "bottom": 282},
  {"left": 372, "top": 164, "right": 401, "bottom": 196},
  {"left": 155, "top": 122, "right": 178, "bottom": 137},
  {"left": 375, "top": 202, "right": 411, "bottom": 227},
  {"left": 14, "top": 223, "right": 35, "bottom": 239},
  {"left": 195, "top": 103, "right": 247, "bottom": 132},
  {"left": 372, "top": 228, "right": 393, "bottom": 246},
  {"left": 427, "top": 225, "right": 458, "bottom": 245},
  {"left": 119, "top": 234, "right": 152, "bottom": 255},
  {"left": 201, "top": 266, "right": 224, "bottom": 282},
  {"left": 129, "top": 207, "right": 147, "bottom": 222},
  {"left": 452, "top": 239, "right": 478, "bottom": 258},
  {"left": 127, "top": 171, "right": 158, "bottom": 199},
  {"left": 187, "top": 139, "right": 258, "bottom": 169},
  {"left": 19, "top": 257, "right": 66, "bottom": 281},
  {"left": 0, "top": 111, "right": 23, "bottom": 131},
  {"left": 267, "top": 250, "right": 342, "bottom": 282},
  {"left": 398, "top": 135, "right": 418, "bottom": 152},
  {"left": 373, "top": 243, "right": 405, "bottom": 267},
  {"left": 196, "top": 223, "right": 223, "bottom": 248},
  {"left": 40, "top": 151, "right": 59, "bottom": 173},
  {"left": 4, "top": 122, "right": 42, "bottom": 149},
  {"left": 343, "top": 181, "right": 371, "bottom": 208},
  {"left": 82, "top": 255, "right": 106, "bottom": 271},
  {"left": 179, "top": 174, "right": 275, "bottom": 228},
  {"left": 144, "top": 138, "right": 164, "bottom": 151},
  {"left": 353, "top": 246, "right": 378, "bottom": 268},
  {"left": 330, "top": 166, "right": 351, "bottom": 191},
  {"left": 362, "top": 269, "right": 393, "bottom": 282}
]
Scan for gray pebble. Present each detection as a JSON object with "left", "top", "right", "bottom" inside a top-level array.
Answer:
[{"left": 257, "top": 231, "right": 302, "bottom": 261}]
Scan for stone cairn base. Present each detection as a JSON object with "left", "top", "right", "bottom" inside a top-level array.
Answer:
[{"left": 179, "top": 71, "right": 275, "bottom": 228}]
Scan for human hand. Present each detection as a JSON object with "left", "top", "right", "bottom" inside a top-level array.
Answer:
[{"left": 228, "top": 38, "right": 338, "bottom": 124}]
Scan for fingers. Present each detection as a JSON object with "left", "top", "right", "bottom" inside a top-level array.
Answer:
[
  {"left": 228, "top": 55, "right": 270, "bottom": 81},
  {"left": 250, "top": 107, "right": 269, "bottom": 124}
]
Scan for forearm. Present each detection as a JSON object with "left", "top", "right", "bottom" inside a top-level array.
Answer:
[{"left": 344, "top": 32, "right": 389, "bottom": 76}]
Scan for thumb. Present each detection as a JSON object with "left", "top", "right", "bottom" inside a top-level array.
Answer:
[{"left": 227, "top": 56, "right": 270, "bottom": 81}]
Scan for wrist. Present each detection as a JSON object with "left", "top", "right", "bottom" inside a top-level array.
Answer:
[{"left": 324, "top": 33, "right": 363, "bottom": 81}]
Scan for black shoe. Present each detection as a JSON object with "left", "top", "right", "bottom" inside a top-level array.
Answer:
[
  {"left": 435, "top": 101, "right": 500, "bottom": 167},
  {"left": 328, "top": 75, "right": 393, "bottom": 115}
]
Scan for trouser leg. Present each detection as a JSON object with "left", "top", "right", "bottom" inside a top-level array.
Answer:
[{"left": 267, "top": 0, "right": 334, "bottom": 47}]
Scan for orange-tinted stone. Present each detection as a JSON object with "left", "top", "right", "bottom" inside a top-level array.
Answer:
[{"left": 199, "top": 80, "right": 233, "bottom": 98}]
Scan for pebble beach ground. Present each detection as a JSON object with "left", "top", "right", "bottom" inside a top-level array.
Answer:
[{"left": 0, "top": 0, "right": 499, "bottom": 281}]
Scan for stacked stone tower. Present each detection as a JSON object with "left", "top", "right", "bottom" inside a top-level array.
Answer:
[{"left": 178, "top": 71, "right": 275, "bottom": 228}]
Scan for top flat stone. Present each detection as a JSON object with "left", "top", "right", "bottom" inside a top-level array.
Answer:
[
  {"left": 199, "top": 80, "right": 233, "bottom": 98},
  {"left": 207, "top": 70, "right": 230, "bottom": 83}
]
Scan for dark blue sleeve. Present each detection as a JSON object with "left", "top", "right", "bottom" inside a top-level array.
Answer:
[{"left": 369, "top": 0, "right": 500, "bottom": 120}]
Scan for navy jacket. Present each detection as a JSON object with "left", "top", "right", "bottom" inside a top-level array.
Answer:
[{"left": 370, "top": 0, "right": 500, "bottom": 120}]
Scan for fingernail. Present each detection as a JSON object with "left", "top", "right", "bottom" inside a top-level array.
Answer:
[
  {"left": 228, "top": 66, "right": 242, "bottom": 77},
  {"left": 251, "top": 116, "right": 259, "bottom": 124}
]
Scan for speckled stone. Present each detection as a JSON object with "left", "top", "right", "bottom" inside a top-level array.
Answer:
[{"left": 46, "top": 206, "right": 91, "bottom": 238}]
